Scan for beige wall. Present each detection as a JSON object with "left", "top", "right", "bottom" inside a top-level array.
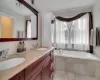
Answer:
[
  {"left": 42, "top": 12, "right": 55, "bottom": 47},
  {"left": 0, "top": 40, "right": 38, "bottom": 55}
]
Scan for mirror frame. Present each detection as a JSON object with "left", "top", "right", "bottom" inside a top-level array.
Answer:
[{"left": 0, "top": 0, "right": 38, "bottom": 42}]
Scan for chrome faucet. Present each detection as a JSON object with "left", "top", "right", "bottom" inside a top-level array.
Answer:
[{"left": 0, "top": 49, "right": 9, "bottom": 58}]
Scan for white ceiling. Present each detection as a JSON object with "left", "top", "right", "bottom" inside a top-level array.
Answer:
[
  {"left": 0, "top": 0, "right": 33, "bottom": 16},
  {"left": 0, "top": 0, "right": 96, "bottom": 16},
  {"left": 35, "top": 0, "right": 96, "bottom": 12}
]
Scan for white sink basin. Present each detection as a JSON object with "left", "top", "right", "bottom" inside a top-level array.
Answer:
[
  {"left": 0, "top": 58, "right": 25, "bottom": 70},
  {"left": 37, "top": 48, "right": 47, "bottom": 50}
]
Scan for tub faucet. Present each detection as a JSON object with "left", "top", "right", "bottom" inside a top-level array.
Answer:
[{"left": 59, "top": 49, "right": 63, "bottom": 54}]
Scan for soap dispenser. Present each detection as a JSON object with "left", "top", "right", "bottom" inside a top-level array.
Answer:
[
  {"left": 17, "top": 41, "right": 22, "bottom": 53},
  {"left": 22, "top": 41, "right": 26, "bottom": 51}
]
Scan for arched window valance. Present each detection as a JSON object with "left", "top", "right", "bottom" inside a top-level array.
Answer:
[{"left": 56, "top": 12, "right": 92, "bottom": 22}]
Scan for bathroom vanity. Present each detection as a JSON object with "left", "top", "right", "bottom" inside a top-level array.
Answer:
[{"left": 0, "top": 48, "right": 54, "bottom": 80}]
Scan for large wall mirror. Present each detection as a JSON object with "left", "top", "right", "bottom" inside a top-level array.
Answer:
[{"left": 0, "top": 0, "right": 38, "bottom": 41}]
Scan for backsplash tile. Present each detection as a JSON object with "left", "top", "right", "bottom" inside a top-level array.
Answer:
[{"left": 0, "top": 40, "right": 38, "bottom": 56}]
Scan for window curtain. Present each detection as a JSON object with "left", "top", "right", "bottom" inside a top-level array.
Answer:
[{"left": 52, "top": 12, "right": 93, "bottom": 53}]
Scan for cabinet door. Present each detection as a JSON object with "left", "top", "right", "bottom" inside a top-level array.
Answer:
[
  {"left": 25, "top": 54, "right": 49, "bottom": 80},
  {"left": 34, "top": 72, "right": 42, "bottom": 80},
  {"left": 42, "top": 57, "right": 51, "bottom": 80},
  {"left": 28, "top": 67, "right": 43, "bottom": 80},
  {"left": 9, "top": 70, "right": 25, "bottom": 80}
]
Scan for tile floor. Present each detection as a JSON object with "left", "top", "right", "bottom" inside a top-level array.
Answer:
[
  {"left": 53, "top": 71, "right": 68, "bottom": 80},
  {"left": 53, "top": 71, "right": 96, "bottom": 80}
]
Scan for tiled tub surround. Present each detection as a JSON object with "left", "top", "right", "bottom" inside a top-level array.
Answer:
[{"left": 54, "top": 50, "right": 100, "bottom": 80}]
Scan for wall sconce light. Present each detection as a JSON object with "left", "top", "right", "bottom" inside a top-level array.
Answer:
[{"left": 51, "top": 18, "right": 55, "bottom": 24}]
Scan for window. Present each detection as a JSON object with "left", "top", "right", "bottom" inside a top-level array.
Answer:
[
  {"left": 52, "top": 14, "right": 89, "bottom": 51},
  {"left": 26, "top": 20, "right": 31, "bottom": 38}
]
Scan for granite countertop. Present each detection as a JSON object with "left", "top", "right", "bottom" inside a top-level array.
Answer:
[{"left": 0, "top": 47, "right": 54, "bottom": 80}]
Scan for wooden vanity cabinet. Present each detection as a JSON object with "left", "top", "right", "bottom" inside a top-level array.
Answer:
[
  {"left": 9, "top": 49, "right": 54, "bottom": 80},
  {"left": 10, "top": 70, "right": 25, "bottom": 80}
]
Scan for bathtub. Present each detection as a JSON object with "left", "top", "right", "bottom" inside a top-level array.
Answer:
[
  {"left": 54, "top": 50, "right": 100, "bottom": 80},
  {"left": 54, "top": 50, "right": 99, "bottom": 61}
]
